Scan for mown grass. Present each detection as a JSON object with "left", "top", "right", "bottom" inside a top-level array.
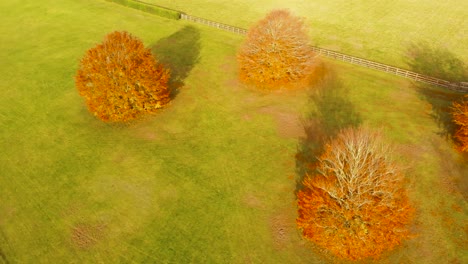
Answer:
[
  {"left": 144, "top": 0, "right": 468, "bottom": 72},
  {"left": 0, "top": 0, "right": 466, "bottom": 263}
]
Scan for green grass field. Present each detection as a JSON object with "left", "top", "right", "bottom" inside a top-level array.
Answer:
[
  {"left": 0, "top": 0, "right": 466, "bottom": 263},
  {"left": 144, "top": 0, "right": 468, "bottom": 73}
]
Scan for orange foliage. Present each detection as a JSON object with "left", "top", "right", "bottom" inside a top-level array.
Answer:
[
  {"left": 237, "top": 10, "right": 315, "bottom": 90},
  {"left": 296, "top": 128, "right": 414, "bottom": 261},
  {"left": 76, "top": 31, "right": 170, "bottom": 122},
  {"left": 452, "top": 96, "right": 468, "bottom": 152}
]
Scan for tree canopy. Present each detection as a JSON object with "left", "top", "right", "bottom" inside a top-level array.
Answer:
[
  {"left": 297, "top": 127, "right": 414, "bottom": 260},
  {"left": 237, "top": 10, "right": 315, "bottom": 90},
  {"left": 76, "top": 31, "right": 170, "bottom": 122}
]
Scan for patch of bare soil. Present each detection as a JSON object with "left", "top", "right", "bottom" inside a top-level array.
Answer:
[
  {"left": 406, "top": 216, "right": 446, "bottom": 263},
  {"left": 61, "top": 203, "right": 83, "bottom": 218},
  {"left": 259, "top": 106, "right": 305, "bottom": 138},
  {"left": 430, "top": 139, "right": 468, "bottom": 198},
  {"left": 137, "top": 130, "right": 159, "bottom": 141},
  {"left": 112, "top": 152, "right": 128, "bottom": 164},
  {"left": 220, "top": 55, "right": 236, "bottom": 72},
  {"left": 71, "top": 223, "right": 106, "bottom": 249},
  {"left": 410, "top": 211, "right": 467, "bottom": 264},
  {"left": 276, "top": 113, "right": 306, "bottom": 139},
  {"left": 242, "top": 114, "right": 252, "bottom": 121},
  {"left": 225, "top": 78, "right": 243, "bottom": 92},
  {"left": 390, "top": 86, "right": 415, "bottom": 102},
  {"left": 0, "top": 206, "right": 16, "bottom": 226},
  {"left": 222, "top": 55, "right": 243, "bottom": 93},
  {"left": 131, "top": 124, "right": 162, "bottom": 141},
  {"left": 242, "top": 193, "right": 265, "bottom": 209},
  {"left": 243, "top": 255, "right": 253, "bottom": 264},
  {"left": 437, "top": 154, "right": 467, "bottom": 197},
  {"left": 397, "top": 144, "right": 427, "bottom": 163},
  {"left": 269, "top": 211, "right": 294, "bottom": 250}
]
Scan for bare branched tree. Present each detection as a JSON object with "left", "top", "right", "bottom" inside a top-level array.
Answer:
[{"left": 297, "top": 127, "right": 414, "bottom": 261}]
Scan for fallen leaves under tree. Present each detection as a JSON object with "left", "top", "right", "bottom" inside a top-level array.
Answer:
[
  {"left": 76, "top": 31, "right": 170, "bottom": 122},
  {"left": 452, "top": 95, "right": 468, "bottom": 152},
  {"left": 296, "top": 127, "right": 414, "bottom": 261},
  {"left": 237, "top": 10, "right": 315, "bottom": 90}
]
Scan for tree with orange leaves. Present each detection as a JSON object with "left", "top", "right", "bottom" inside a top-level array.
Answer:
[
  {"left": 76, "top": 31, "right": 170, "bottom": 122},
  {"left": 452, "top": 96, "right": 468, "bottom": 152},
  {"left": 237, "top": 10, "right": 315, "bottom": 90},
  {"left": 296, "top": 127, "right": 414, "bottom": 261}
]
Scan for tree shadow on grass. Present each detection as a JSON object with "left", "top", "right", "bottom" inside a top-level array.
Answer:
[
  {"left": 416, "top": 85, "right": 462, "bottom": 139},
  {"left": 405, "top": 42, "right": 467, "bottom": 139},
  {"left": 0, "top": 248, "right": 8, "bottom": 264},
  {"left": 406, "top": 42, "right": 468, "bottom": 82},
  {"left": 0, "top": 229, "right": 10, "bottom": 264},
  {"left": 150, "top": 26, "right": 201, "bottom": 99},
  {"left": 295, "top": 64, "right": 362, "bottom": 194}
]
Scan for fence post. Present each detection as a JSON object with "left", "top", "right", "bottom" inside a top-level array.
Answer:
[{"left": 177, "top": 13, "right": 465, "bottom": 91}]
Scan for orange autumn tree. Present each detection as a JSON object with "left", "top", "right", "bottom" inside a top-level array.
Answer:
[
  {"left": 297, "top": 127, "right": 414, "bottom": 261},
  {"left": 76, "top": 31, "right": 170, "bottom": 122},
  {"left": 452, "top": 95, "right": 468, "bottom": 152},
  {"left": 237, "top": 10, "right": 315, "bottom": 90}
]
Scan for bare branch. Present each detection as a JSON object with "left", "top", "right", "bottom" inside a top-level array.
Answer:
[{"left": 297, "top": 127, "right": 414, "bottom": 260}]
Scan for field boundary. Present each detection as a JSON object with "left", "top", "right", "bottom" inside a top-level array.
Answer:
[
  {"left": 180, "top": 14, "right": 248, "bottom": 35},
  {"left": 105, "top": 0, "right": 181, "bottom": 20},
  {"left": 106, "top": 0, "right": 468, "bottom": 92},
  {"left": 309, "top": 47, "right": 468, "bottom": 92}
]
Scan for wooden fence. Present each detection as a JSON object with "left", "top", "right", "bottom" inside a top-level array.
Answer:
[
  {"left": 112, "top": 0, "right": 467, "bottom": 92},
  {"left": 310, "top": 47, "right": 468, "bottom": 92},
  {"left": 180, "top": 14, "right": 247, "bottom": 35},
  {"left": 178, "top": 14, "right": 467, "bottom": 92}
]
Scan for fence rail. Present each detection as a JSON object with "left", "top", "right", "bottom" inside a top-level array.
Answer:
[
  {"left": 180, "top": 14, "right": 247, "bottom": 35},
  {"left": 110, "top": 0, "right": 467, "bottom": 92},
  {"left": 310, "top": 47, "right": 468, "bottom": 92},
  {"left": 179, "top": 14, "right": 466, "bottom": 92}
]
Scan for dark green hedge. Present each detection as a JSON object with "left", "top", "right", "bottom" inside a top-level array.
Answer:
[{"left": 106, "top": 0, "right": 181, "bottom": 20}]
